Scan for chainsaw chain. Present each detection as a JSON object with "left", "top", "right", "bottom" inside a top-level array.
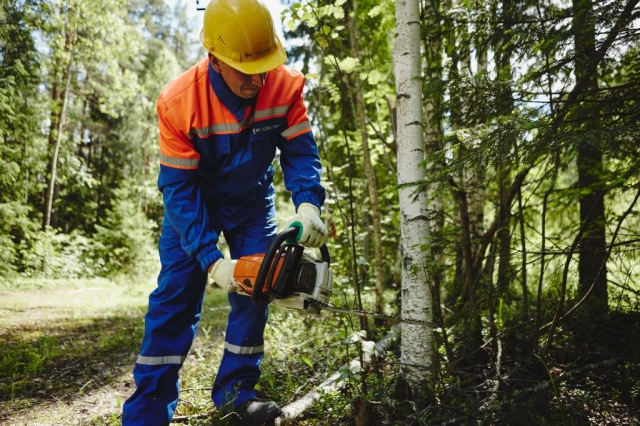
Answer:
[{"left": 307, "top": 299, "right": 438, "bottom": 328}]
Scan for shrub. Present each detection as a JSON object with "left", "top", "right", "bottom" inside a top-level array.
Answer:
[
  {"left": 0, "top": 201, "right": 38, "bottom": 281},
  {"left": 16, "top": 228, "right": 100, "bottom": 279},
  {"left": 91, "top": 193, "right": 158, "bottom": 277}
]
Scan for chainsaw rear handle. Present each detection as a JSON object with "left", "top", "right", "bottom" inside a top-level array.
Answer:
[{"left": 252, "top": 226, "right": 329, "bottom": 304}]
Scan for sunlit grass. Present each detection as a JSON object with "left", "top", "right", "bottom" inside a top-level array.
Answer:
[
  {"left": 0, "top": 275, "right": 392, "bottom": 425},
  {"left": 0, "top": 276, "right": 153, "bottom": 422}
]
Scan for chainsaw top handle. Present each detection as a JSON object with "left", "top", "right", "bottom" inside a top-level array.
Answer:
[{"left": 252, "top": 226, "right": 329, "bottom": 305}]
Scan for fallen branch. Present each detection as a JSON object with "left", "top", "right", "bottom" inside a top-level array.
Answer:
[{"left": 276, "top": 325, "right": 401, "bottom": 424}]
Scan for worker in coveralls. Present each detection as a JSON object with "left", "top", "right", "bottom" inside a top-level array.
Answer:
[{"left": 121, "top": 0, "right": 327, "bottom": 424}]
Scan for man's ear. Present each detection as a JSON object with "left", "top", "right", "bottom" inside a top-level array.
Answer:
[{"left": 209, "top": 54, "right": 222, "bottom": 73}]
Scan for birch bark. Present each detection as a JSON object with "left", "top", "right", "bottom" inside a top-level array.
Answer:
[{"left": 394, "top": 0, "right": 434, "bottom": 391}]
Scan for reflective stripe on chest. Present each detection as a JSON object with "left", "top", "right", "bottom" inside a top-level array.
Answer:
[{"left": 188, "top": 105, "right": 290, "bottom": 139}]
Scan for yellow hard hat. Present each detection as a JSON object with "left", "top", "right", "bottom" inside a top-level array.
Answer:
[{"left": 200, "top": 0, "right": 287, "bottom": 75}]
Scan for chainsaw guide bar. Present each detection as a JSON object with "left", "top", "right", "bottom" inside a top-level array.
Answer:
[{"left": 305, "top": 299, "right": 438, "bottom": 327}]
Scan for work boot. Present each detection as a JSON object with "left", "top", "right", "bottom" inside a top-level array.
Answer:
[{"left": 236, "top": 399, "right": 282, "bottom": 425}]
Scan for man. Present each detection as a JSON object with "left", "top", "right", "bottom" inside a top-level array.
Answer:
[{"left": 121, "top": 0, "right": 327, "bottom": 424}]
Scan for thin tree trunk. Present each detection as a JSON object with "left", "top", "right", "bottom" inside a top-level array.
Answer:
[
  {"left": 517, "top": 188, "right": 528, "bottom": 319},
  {"left": 495, "top": 0, "right": 515, "bottom": 298},
  {"left": 23, "top": 125, "right": 29, "bottom": 204},
  {"left": 346, "top": 6, "right": 386, "bottom": 318},
  {"left": 443, "top": 0, "right": 468, "bottom": 308},
  {"left": 43, "top": 49, "right": 74, "bottom": 230},
  {"left": 395, "top": 0, "right": 434, "bottom": 395},
  {"left": 533, "top": 187, "right": 552, "bottom": 347},
  {"left": 573, "top": 0, "right": 608, "bottom": 315}
]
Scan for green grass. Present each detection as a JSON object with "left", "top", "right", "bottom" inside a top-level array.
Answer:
[
  {"left": 0, "top": 275, "right": 396, "bottom": 425},
  {"left": 161, "top": 292, "right": 366, "bottom": 424},
  {"left": 4, "top": 268, "right": 639, "bottom": 425},
  {"left": 0, "top": 276, "right": 154, "bottom": 422}
]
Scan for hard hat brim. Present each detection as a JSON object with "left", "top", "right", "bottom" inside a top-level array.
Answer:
[{"left": 211, "top": 35, "right": 287, "bottom": 75}]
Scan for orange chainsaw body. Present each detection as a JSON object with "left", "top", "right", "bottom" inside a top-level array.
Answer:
[
  {"left": 233, "top": 254, "right": 283, "bottom": 295},
  {"left": 230, "top": 227, "right": 333, "bottom": 314}
]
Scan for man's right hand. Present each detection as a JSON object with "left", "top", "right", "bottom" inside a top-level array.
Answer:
[{"left": 208, "top": 259, "right": 238, "bottom": 292}]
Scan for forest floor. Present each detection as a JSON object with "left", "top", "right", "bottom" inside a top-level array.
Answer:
[
  {"left": 1, "top": 277, "right": 639, "bottom": 425},
  {"left": 0, "top": 278, "right": 156, "bottom": 425},
  {"left": 433, "top": 311, "right": 640, "bottom": 426}
]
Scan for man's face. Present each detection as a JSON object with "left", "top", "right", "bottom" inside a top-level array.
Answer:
[{"left": 210, "top": 56, "right": 267, "bottom": 99}]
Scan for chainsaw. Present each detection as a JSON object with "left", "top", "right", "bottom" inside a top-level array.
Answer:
[
  {"left": 231, "top": 226, "right": 332, "bottom": 314},
  {"left": 231, "top": 227, "right": 437, "bottom": 327}
]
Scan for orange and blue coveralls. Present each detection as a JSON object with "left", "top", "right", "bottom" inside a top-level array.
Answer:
[{"left": 122, "top": 58, "right": 325, "bottom": 425}]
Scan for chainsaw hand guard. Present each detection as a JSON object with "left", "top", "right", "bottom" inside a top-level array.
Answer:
[
  {"left": 252, "top": 226, "right": 331, "bottom": 307},
  {"left": 233, "top": 244, "right": 304, "bottom": 298}
]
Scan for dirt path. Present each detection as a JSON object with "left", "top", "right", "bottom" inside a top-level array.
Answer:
[
  {"left": 3, "top": 366, "right": 134, "bottom": 426},
  {"left": 0, "top": 280, "right": 230, "bottom": 426},
  {"left": 1, "top": 280, "right": 149, "bottom": 425}
]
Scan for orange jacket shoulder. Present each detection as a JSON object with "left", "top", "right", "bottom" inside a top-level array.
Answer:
[
  {"left": 257, "top": 65, "right": 305, "bottom": 106},
  {"left": 156, "top": 59, "right": 211, "bottom": 169}
]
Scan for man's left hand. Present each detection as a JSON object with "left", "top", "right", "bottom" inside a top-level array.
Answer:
[{"left": 284, "top": 203, "right": 328, "bottom": 247}]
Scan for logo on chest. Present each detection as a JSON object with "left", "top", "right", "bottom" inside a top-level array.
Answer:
[{"left": 252, "top": 123, "right": 282, "bottom": 135}]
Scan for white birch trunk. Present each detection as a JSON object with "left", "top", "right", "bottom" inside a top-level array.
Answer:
[{"left": 394, "top": 0, "right": 434, "bottom": 391}]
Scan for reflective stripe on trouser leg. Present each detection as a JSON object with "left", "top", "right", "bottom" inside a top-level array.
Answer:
[
  {"left": 212, "top": 292, "right": 269, "bottom": 408},
  {"left": 122, "top": 219, "right": 207, "bottom": 426},
  {"left": 212, "top": 207, "right": 276, "bottom": 409}
]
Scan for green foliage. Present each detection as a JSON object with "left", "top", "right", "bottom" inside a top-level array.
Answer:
[
  {"left": 0, "top": 202, "right": 38, "bottom": 279},
  {"left": 0, "top": 341, "right": 44, "bottom": 377},
  {"left": 16, "top": 229, "right": 96, "bottom": 279},
  {"left": 0, "top": 0, "right": 196, "bottom": 280},
  {"left": 92, "top": 188, "right": 157, "bottom": 277},
  {"left": 10, "top": 218, "right": 153, "bottom": 281},
  {"left": 0, "top": 1, "right": 49, "bottom": 281},
  {"left": 283, "top": 0, "right": 400, "bottom": 324}
]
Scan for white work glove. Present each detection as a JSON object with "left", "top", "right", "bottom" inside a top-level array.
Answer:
[
  {"left": 284, "top": 203, "right": 328, "bottom": 247},
  {"left": 208, "top": 259, "right": 238, "bottom": 292}
]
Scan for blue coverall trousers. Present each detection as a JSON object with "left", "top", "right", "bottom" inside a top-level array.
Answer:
[{"left": 122, "top": 207, "right": 276, "bottom": 425}]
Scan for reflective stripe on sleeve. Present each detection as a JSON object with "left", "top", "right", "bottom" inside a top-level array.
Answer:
[
  {"left": 224, "top": 342, "right": 264, "bottom": 355},
  {"left": 160, "top": 154, "right": 199, "bottom": 168},
  {"left": 255, "top": 106, "right": 289, "bottom": 120},
  {"left": 281, "top": 121, "right": 311, "bottom": 139},
  {"left": 136, "top": 355, "right": 186, "bottom": 365}
]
